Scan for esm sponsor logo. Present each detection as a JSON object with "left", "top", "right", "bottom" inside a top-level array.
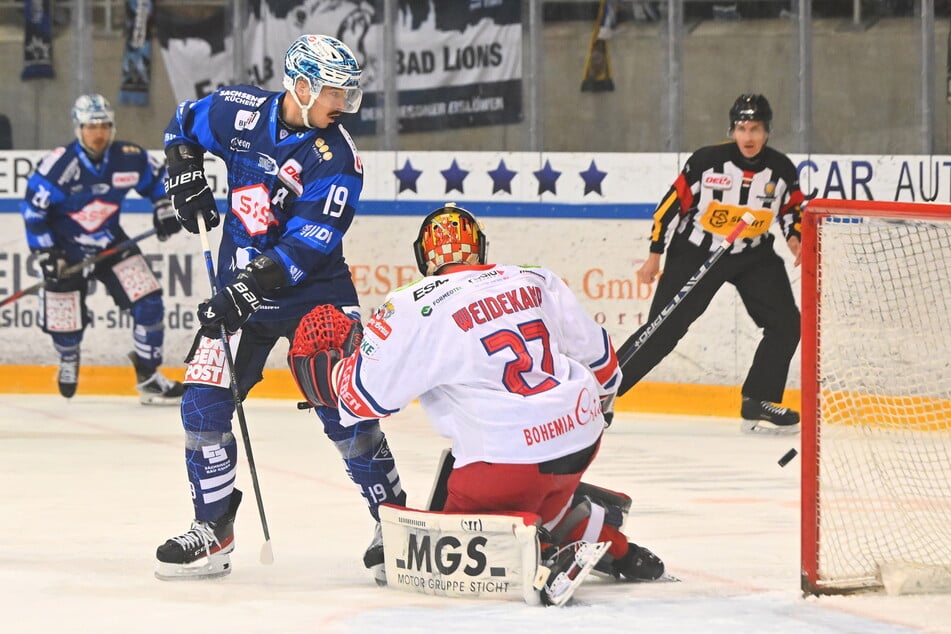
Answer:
[
  {"left": 399, "top": 533, "right": 488, "bottom": 576},
  {"left": 413, "top": 278, "right": 449, "bottom": 301}
]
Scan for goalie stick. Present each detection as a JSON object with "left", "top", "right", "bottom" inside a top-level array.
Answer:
[
  {"left": 0, "top": 227, "right": 158, "bottom": 309},
  {"left": 196, "top": 220, "right": 274, "bottom": 565},
  {"left": 616, "top": 211, "right": 755, "bottom": 372}
]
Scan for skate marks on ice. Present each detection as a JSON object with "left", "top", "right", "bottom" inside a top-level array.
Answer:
[{"left": 0, "top": 396, "right": 946, "bottom": 634}]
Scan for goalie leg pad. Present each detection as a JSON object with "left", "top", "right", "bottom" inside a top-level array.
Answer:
[{"left": 379, "top": 504, "right": 543, "bottom": 605}]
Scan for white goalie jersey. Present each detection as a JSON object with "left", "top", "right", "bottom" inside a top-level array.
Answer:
[{"left": 334, "top": 264, "right": 621, "bottom": 467}]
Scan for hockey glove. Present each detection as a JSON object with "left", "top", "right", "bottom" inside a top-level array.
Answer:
[
  {"left": 289, "top": 305, "right": 364, "bottom": 409},
  {"left": 152, "top": 199, "right": 182, "bottom": 241},
  {"left": 164, "top": 146, "right": 218, "bottom": 234},
  {"left": 197, "top": 271, "right": 263, "bottom": 335},
  {"left": 34, "top": 247, "right": 67, "bottom": 283}
]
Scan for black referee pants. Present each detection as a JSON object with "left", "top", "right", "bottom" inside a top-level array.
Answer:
[{"left": 617, "top": 234, "right": 800, "bottom": 403}]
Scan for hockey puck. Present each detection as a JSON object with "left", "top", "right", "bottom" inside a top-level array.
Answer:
[{"left": 778, "top": 448, "right": 798, "bottom": 467}]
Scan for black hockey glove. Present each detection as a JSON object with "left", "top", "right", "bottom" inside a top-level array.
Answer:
[
  {"left": 152, "top": 199, "right": 182, "bottom": 241},
  {"left": 197, "top": 271, "right": 263, "bottom": 335},
  {"left": 34, "top": 247, "right": 67, "bottom": 283},
  {"left": 164, "top": 146, "right": 218, "bottom": 234}
]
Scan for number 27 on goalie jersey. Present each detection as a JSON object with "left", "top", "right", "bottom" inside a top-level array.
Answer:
[{"left": 333, "top": 263, "right": 620, "bottom": 468}]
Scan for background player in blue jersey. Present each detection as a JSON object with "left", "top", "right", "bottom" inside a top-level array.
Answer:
[
  {"left": 20, "top": 94, "right": 184, "bottom": 404},
  {"left": 155, "top": 34, "right": 406, "bottom": 582}
]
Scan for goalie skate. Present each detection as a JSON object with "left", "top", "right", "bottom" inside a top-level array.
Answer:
[
  {"left": 155, "top": 489, "right": 242, "bottom": 580},
  {"left": 594, "top": 541, "right": 665, "bottom": 581},
  {"left": 540, "top": 540, "right": 610, "bottom": 607}
]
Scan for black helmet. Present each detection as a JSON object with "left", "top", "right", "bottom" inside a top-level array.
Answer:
[{"left": 729, "top": 94, "right": 772, "bottom": 132}]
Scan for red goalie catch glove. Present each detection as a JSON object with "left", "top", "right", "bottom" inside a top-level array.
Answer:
[{"left": 288, "top": 304, "right": 363, "bottom": 408}]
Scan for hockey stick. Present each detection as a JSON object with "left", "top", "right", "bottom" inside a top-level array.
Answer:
[
  {"left": 0, "top": 227, "right": 158, "bottom": 309},
  {"left": 196, "top": 219, "right": 274, "bottom": 565},
  {"left": 617, "top": 211, "right": 755, "bottom": 370}
]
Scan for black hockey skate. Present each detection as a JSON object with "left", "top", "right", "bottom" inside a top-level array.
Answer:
[
  {"left": 740, "top": 397, "right": 800, "bottom": 435},
  {"left": 58, "top": 351, "right": 79, "bottom": 398},
  {"left": 155, "top": 489, "right": 242, "bottom": 580},
  {"left": 594, "top": 542, "right": 665, "bottom": 582},
  {"left": 130, "top": 352, "right": 185, "bottom": 406},
  {"left": 363, "top": 522, "right": 386, "bottom": 586}
]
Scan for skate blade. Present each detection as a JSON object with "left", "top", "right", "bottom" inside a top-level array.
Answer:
[
  {"left": 154, "top": 553, "right": 232, "bottom": 581},
  {"left": 139, "top": 395, "right": 183, "bottom": 406},
  {"left": 740, "top": 420, "right": 800, "bottom": 436},
  {"left": 543, "top": 541, "right": 610, "bottom": 607}
]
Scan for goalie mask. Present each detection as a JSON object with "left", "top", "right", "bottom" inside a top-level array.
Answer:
[
  {"left": 283, "top": 34, "right": 363, "bottom": 128},
  {"left": 729, "top": 94, "right": 772, "bottom": 132},
  {"left": 72, "top": 94, "right": 116, "bottom": 158},
  {"left": 413, "top": 204, "right": 488, "bottom": 276}
]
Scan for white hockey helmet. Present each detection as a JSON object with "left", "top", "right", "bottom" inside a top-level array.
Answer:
[
  {"left": 72, "top": 94, "right": 116, "bottom": 153},
  {"left": 282, "top": 34, "right": 363, "bottom": 126},
  {"left": 413, "top": 203, "right": 488, "bottom": 276}
]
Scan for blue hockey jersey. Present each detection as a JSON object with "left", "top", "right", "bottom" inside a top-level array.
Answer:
[
  {"left": 164, "top": 85, "right": 363, "bottom": 321},
  {"left": 21, "top": 140, "right": 167, "bottom": 261}
]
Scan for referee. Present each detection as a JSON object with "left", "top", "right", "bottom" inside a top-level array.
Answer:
[{"left": 617, "top": 94, "right": 802, "bottom": 434}]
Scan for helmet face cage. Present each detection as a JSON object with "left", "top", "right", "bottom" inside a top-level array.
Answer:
[
  {"left": 72, "top": 94, "right": 115, "bottom": 152},
  {"left": 282, "top": 34, "right": 363, "bottom": 114},
  {"left": 413, "top": 205, "right": 488, "bottom": 275},
  {"left": 729, "top": 94, "right": 772, "bottom": 132}
]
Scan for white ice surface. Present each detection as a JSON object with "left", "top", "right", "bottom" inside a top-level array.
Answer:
[{"left": 2, "top": 395, "right": 949, "bottom": 634}]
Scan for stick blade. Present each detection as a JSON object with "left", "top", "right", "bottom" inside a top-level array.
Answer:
[{"left": 260, "top": 540, "right": 274, "bottom": 565}]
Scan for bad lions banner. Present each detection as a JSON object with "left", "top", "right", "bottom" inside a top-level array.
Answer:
[{"left": 157, "top": 0, "right": 522, "bottom": 134}]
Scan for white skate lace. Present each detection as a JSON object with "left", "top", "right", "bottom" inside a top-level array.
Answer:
[
  {"left": 59, "top": 358, "right": 79, "bottom": 382},
  {"left": 761, "top": 402, "right": 788, "bottom": 416},
  {"left": 171, "top": 522, "right": 220, "bottom": 551},
  {"left": 139, "top": 371, "right": 176, "bottom": 393}
]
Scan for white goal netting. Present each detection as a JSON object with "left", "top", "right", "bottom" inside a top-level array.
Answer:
[{"left": 806, "top": 207, "right": 951, "bottom": 594}]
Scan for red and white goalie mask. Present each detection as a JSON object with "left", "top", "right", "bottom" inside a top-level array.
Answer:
[{"left": 412, "top": 204, "right": 488, "bottom": 275}]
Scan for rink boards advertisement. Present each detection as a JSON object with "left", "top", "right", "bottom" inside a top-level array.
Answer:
[{"left": 2, "top": 150, "right": 950, "bottom": 390}]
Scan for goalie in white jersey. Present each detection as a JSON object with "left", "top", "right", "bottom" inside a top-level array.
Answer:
[{"left": 290, "top": 204, "right": 664, "bottom": 598}]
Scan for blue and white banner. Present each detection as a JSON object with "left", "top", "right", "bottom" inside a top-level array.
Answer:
[
  {"left": 2, "top": 150, "right": 951, "bottom": 382},
  {"left": 119, "top": 0, "right": 155, "bottom": 106},
  {"left": 157, "top": 0, "right": 522, "bottom": 133},
  {"left": 21, "top": 0, "right": 54, "bottom": 80}
]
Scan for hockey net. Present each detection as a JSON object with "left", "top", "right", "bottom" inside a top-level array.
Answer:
[{"left": 801, "top": 199, "right": 951, "bottom": 595}]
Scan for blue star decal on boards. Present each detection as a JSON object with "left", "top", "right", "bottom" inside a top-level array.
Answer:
[
  {"left": 533, "top": 160, "right": 561, "bottom": 195},
  {"left": 580, "top": 160, "right": 607, "bottom": 196},
  {"left": 487, "top": 159, "right": 517, "bottom": 195},
  {"left": 394, "top": 159, "right": 423, "bottom": 193},
  {"left": 440, "top": 159, "right": 469, "bottom": 194}
]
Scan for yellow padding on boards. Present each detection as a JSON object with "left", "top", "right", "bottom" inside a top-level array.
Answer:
[{"left": 0, "top": 364, "right": 801, "bottom": 418}]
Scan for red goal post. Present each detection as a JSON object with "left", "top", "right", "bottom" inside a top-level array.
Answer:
[{"left": 801, "top": 199, "right": 951, "bottom": 596}]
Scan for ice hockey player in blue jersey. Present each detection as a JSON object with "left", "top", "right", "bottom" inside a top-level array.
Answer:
[
  {"left": 154, "top": 34, "right": 406, "bottom": 582},
  {"left": 20, "top": 94, "right": 185, "bottom": 404}
]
